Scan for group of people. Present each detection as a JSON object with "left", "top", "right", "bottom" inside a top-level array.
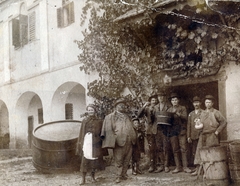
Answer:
[{"left": 75, "top": 91, "right": 227, "bottom": 185}]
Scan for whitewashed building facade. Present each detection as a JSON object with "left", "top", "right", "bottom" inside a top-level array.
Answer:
[{"left": 0, "top": 0, "right": 92, "bottom": 148}]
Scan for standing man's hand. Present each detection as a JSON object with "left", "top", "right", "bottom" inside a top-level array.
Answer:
[
  {"left": 176, "top": 111, "right": 181, "bottom": 116},
  {"left": 143, "top": 102, "right": 150, "bottom": 107},
  {"left": 187, "top": 137, "right": 192, "bottom": 143},
  {"left": 215, "top": 131, "right": 219, "bottom": 136}
]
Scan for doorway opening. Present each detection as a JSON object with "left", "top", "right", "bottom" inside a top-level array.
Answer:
[
  {"left": 170, "top": 81, "right": 219, "bottom": 112},
  {"left": 28, "top": 116, "right": 34, "bottom": 148}
]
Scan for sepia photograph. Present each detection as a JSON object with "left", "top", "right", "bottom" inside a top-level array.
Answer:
[{"left": 0, "top": 0, "right": 240, "bottom": 185}]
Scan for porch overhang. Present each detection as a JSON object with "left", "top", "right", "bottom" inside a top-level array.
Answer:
[
  {"left": 114, "top": 0, "right": 200, "bottom": 23},
  {"left": 114, "top": 0, "right": 240, "bottom": 23}
]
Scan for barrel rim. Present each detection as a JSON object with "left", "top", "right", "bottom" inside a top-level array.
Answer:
[
  {"left": 230, "top": 140, "right": 240, "bottom": 146},
  {"left": 33, "top": 120, "right": 82, "bottom": 142},
  {"left": 200, "top": 145, "right": 227, "bottom": 150}
]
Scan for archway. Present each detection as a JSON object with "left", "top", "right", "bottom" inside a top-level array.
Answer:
[
  {"left": 15, "top": 92, "right": 43, "bottom": 148},
  {"left": 0, "top": 101, "right": 9, "bottom": 149},
  {"left": 51, "top": 82, "right": 86, "bottom": 121}
]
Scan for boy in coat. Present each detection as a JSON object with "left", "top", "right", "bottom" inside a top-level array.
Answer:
[{"left": 132, "top": 117, "right": 145, "bottom": 175}]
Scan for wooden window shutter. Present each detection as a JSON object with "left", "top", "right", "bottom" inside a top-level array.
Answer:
[
  {"left": 12, "top": 18, "right": 20, "bottom": 48},
  {"left": 38, "top": 108, "right": 43, "bottom": 124},
  {"left": 57, "top": 7, "right": 63, "bottom": 28},
  {"left": 68, "top": 1, "right": 75, "bottom": 24},
  {"left": 29, "top": 12, "right": 36, "bottom": 42},
  {"left": 19, "top": 14, "right": 28, "bottom": 46},
  {"left": 65, "top": 103, "right": 73, "bottom": 120}
]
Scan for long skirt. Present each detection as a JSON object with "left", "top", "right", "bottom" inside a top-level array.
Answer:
[{"left": 80, "top": 133, "right": 105, "bottom": 172}]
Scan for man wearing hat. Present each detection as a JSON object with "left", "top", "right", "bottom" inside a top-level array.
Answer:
[
  {"left": 187, "top": 96, "right": 203, "bottom": 176},
  {"left": 166, "top": 93, "right": 192, "bottom": 173},
  {"left": 137, "top": 94, "right": 159, "bottom": 173},
  {"left": 101, "top": 98, "right": 136, "bottom": 183},
  {"left": 193, "top": 95, "right": 227, "bottom": 173},
  {"left": 153, "top": 90, "right": 171, "bottom": 173}
]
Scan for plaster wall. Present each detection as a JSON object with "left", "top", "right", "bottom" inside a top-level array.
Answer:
[
  {"left": 225, "top": 63, "right": 240, "bottom": 140},
  {"left": 0, "top": 64, "right": 87, "bottom": 148},
  {"left": 47, "top": 0, "right": 87, "bottom": 69}
]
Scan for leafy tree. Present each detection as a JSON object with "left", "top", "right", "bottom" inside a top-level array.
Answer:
[{"left": 76, "top": 0, "right": 240, "bottom": 117}]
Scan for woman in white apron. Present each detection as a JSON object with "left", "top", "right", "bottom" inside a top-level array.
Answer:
[{"left": 76, "top": 104, "right": 107, "bottom": 185}]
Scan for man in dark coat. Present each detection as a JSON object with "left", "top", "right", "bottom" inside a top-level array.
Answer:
[
  {"left": 101, "top": 98, "right": 136, "bottom": 183},
  {"left": 166, "top": 93, "right": 192, "bottom": 173},
  {"left": 137, "top": 94, "right": 159, "bottom": 173},
  {"left": 187, "top": 96, "right": 202, "bottom": 176},
  {"left": 153, "top": 90, "right": 171, "bottom": 173}
]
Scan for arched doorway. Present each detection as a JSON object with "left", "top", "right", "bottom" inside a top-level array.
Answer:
[
  {"left": 15, "top": 92, "right": 43, "bottom": 148},
  {"left": 0, "top": 101, "right": 9, "bottom": 149},
  {"left": 51, "top": 82, "right": 86, "bottom": 121}
]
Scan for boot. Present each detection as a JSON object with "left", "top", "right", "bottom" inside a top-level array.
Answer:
[
  {"left": 154, "top": 152, "right": 164, "bottom": 173},
  {"left": 182, "top": 152, "right": 192, "bottom": 173},
  {"left": 80, "top": 172, "right": 86, "bottom": 185},
  {"left": 154, "top": 165, "right": 163, "bottom": 173},
  {"left": 148, "top": 158, "right": 155, "bottom": 173},
  {"left": 164, "top": 152, "right": 170, "bottom": 173},
  {"left": 191, "top": 165, "right": 199, "bottom": 176},
  {"left": 172, "top": 153, "right": 181, "bottom": 174},
  {"left": 164, "top": 166, "right": 170, "bottom": 173},
  {"left": 91, "top": 171, "right": 97, "bottom": 182},
  {"left": 132, "top": 163, "right": 137, "bottom": 175},
  {"left": 136, "top": 162, "right": 142, "bottom": 174},
  {"left": 148, "top": 148, "right": 156, "bottom": 173},
  {"left": 121, "top": 165, "right": 128, "bottom": 180},
  {"left": 148, "top": 165, "right": 155, "bottom": 173}
]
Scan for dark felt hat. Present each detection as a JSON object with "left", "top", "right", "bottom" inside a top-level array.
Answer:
[
  {"left": 204, "top": 95, "right": 215, "bottom": 101},
  {"left": 158, "top": 90, "right": 166, "bottom": 96},
  {"left": 132, "top": 117, "right": 139, "bottom": 122},
  {"left": 169, "top": 93, "right": 180, "bottom": 100},
  {"left": 148, "top": 94, "right": 158, "bottom": 102},
  {"left": 86, "top": 104, "right": 97, "bottom": 111},
  {"left": 192, "top": 96, "right": 201, "bottom": 102},
  {"left": 114, "top": 98, "right": 126, "bottom": 107}
]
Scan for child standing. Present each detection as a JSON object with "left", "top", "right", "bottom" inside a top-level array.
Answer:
[{"left": 132, "top": 117, "right": 145, "bottom": 175}]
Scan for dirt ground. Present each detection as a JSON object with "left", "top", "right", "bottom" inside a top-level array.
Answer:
[
  {"left": 0, "top": 149, "right": 239, "bottom": 186},
  {"left": 0, "top": 155, "right": 233, "bottom": 186}
]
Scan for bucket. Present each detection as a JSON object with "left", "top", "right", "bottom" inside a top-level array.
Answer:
[
  {"left": 200, "top": 146, "right": 229, "bottom": 180},
  {"left": 229, "top": 141, "right": 240, "bottom": 165},
  {"left": 229, "top": 164, "right": 240, "bottom": 183},
  {"left": 156, "top": 111, "right": 173, "bottom": 125},
  {"left": 32, "top": 120, "right": 81, "bottom": 173}
]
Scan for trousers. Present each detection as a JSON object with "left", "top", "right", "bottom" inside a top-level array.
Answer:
[{"left": 113, "top": 136, "right": 132, "bottom": 177}]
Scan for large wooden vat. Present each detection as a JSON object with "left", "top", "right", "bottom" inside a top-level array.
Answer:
[{"left": 32, "top": 120, "right": 81, "bottom": 173}]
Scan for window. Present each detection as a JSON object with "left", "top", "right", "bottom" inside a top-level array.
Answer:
[
  {"left": 57, "top": 1, "right": 75, "bottom": 28},
  {"left": 65, "top": 103, "right": 73, "bottom": 120},
  {"left": 12, "top": 11, "right": 36, "bottom": 48},
  {"left": 38, "top": 108, "right": 43, "bottom": 124},
  {"left": 29, "top": 12, "right": 36, "bottom": 42},
  {"left": 12, "top": 14, "right": 28, "bottom": 48}
]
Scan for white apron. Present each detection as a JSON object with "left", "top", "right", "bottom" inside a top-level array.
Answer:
[{"left": 82, "top": 132, "right": 98, "bottom": 160}]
